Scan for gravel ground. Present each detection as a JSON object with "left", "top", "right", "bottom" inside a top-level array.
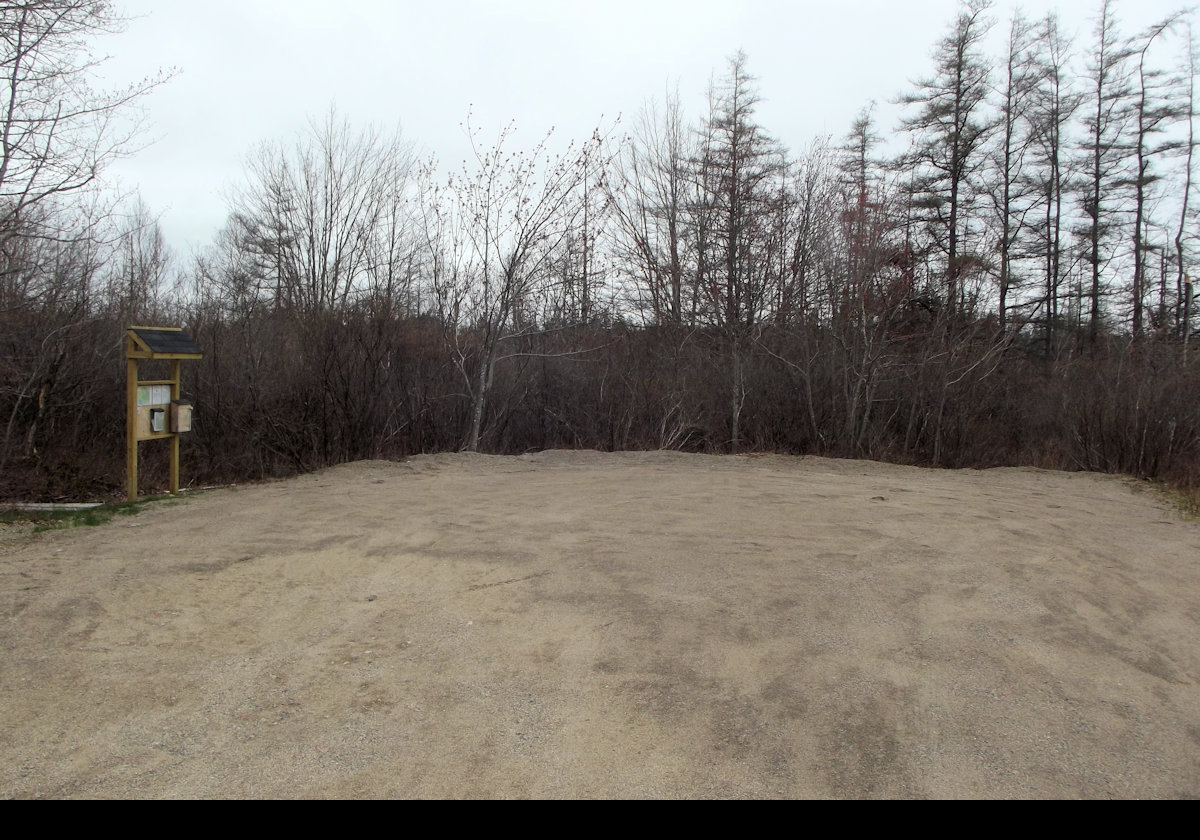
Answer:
[{"left": 1, "top": 451, "right": 1198, "bottom": 798}]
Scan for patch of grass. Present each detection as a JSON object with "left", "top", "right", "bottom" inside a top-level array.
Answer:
[
  {"left": 0, "top": 508, "right": 73, "bottom": 528},
  {"left": 1152, "top": 483, "right": 1200, "bottom": 520},
  {"left": 1, "top": 494, "right": 180, "bottom": 533}
]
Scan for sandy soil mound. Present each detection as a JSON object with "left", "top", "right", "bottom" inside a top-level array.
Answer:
[{"left": 2, "top": 452, "right": 1198, "bottom": 798}]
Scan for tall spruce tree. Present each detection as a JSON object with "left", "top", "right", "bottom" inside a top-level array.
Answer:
[
  {"left": 694, "top": 51, "right": 787, "bottom": 452},
  {"left": 1079, "top": 0, "right": 1136, "bottom": 344},
  {"left": 899, "top": 0, "right": 995, "bottom": 315},
  {"left": 1130, "top": 14, "right": 1188, "bottom": 339},
  {"left": 1028, "top": 12, "right": 1083, "bottom": 349},
  {"left": 988, "top": 11, "right": 1040, "bottom": 332}
]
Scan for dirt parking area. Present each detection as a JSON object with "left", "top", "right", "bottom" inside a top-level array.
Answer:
[{"left": 1, "top": 451, "right": 1198, "bottom": 798}]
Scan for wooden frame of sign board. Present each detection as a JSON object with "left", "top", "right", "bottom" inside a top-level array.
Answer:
[{"left": 125, "top": 326, "right": 203, "bottom": 501}]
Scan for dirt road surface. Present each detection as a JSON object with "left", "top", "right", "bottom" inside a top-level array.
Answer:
[{"left": 2, "top": 451, "right": 1198, "bottom": 798}]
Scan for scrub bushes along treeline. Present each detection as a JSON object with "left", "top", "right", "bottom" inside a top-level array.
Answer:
[{"left": 5, "top": 304, "right": 1200, "bottom": 501}]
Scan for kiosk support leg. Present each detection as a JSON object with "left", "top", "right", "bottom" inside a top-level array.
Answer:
[
  {"left": 126, "top": 357, "right": 139, "bottom": 501},
  {"left": 169, "top": 360, "right": 181, "bottom": 494}
]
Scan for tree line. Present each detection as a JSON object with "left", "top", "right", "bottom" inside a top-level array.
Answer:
[{"left": 3, "top": 0, "right": 1200, "bottom": 501}]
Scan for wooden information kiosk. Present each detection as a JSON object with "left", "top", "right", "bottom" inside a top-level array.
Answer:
[{"left": 125, "top": 327, "right": 203, "bottom": 500}]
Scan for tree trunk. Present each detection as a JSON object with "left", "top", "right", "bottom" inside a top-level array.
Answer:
[
  {"left": 729, "top": 337, "right": 743, "bottom": 454},
  {"left": 466, "top": 345, "right": 496, "bottom": 452}
]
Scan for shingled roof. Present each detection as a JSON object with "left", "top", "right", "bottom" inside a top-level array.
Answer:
[{"left": 126, "top": 327, "right": 203, "bottom": 359}]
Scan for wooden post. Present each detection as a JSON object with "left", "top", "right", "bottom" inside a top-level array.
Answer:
[
  {"left": 169, "top": 359, "right": 181, "bottom": 494},
  {"left": 126, "top": 353, "right": 139, "bottom": 501}
]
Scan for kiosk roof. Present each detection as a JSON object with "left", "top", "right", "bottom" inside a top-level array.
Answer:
[{"left": 127, "top": 327, "right": 203, "bottom": 359}]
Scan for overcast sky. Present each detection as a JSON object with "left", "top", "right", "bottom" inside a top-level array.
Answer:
[{"left": 96, "top": 0, "right": 1191, "bottom": 257}]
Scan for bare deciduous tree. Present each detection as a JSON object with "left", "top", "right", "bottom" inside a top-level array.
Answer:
[
  {"left": 609, "top": 89, "right": 694, "bottom": 326},
  {"left": 418, "top": 117, "right": 601, "bottom": 451},
  {"left": 0, "top": 1, "right": 172, "bottom": 477},
  {"left": 0, "top": 1, "right": 170, "bottom": 250},
  {"left": 230, "top": 110, "right": 413, "bottom": 315}
]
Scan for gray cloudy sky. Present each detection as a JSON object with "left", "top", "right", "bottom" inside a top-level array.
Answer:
[{"left": 97, "top": 0, "right": 1189, "bottom": 256}]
